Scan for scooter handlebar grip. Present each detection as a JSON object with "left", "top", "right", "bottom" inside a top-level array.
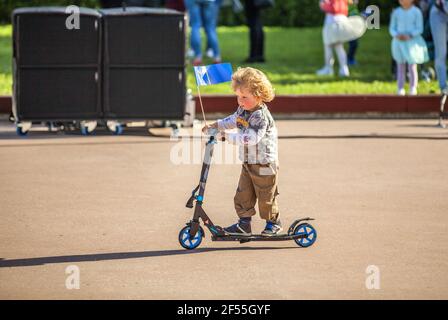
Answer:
[{"left": 207, "top": 127, "right": 219, "bottom": 136}]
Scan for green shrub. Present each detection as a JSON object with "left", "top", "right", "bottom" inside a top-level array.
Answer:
[
  {"left": 0, "top": 0, "right": 400, "bottom": 27},
  {"left": 0, "top": 0, "right": 100, "bottom": 23},
  {"left": 220, "top": 0, "right": 399, "bottom": 27}
]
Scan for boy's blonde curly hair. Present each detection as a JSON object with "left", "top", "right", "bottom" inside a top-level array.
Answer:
[{"left": 231, "top": 67, "right": 275, "bottom": 102}]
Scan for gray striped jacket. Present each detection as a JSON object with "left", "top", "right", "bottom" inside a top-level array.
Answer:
[{"left": 217, "top": 104, "right": 278, "bottom": 164}]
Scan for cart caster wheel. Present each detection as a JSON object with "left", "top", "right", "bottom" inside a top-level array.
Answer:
[
  {"left": 113, "top": 124, "right": 123, "bottom": 135},
  {"left": 79, "top": 121, "right": 97, "bottom": 136},
  {"left": 80, "top": 125, "right": 89, "bottom": 136},
  {"left": 169, "top": 123, "right": 180, "bottom": 137},
  {"left": 294, "top": 223, "right": 317, "bottom": 248},
  {"left": 106, "top": 121, "right": 123, "bottom": 135},
  {"left": 16, "top": 126, "right": 28, "bottom": 136},
  {"left": 178, "top": 225, "right": 203, "bottom": 250}
]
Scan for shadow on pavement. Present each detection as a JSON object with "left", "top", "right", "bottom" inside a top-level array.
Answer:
[
  {"left": 395, "top": 124, "right": 445, "bottom": 128},
  {"left": 0, "top": 246, "right": 299, "bottom": 268}
]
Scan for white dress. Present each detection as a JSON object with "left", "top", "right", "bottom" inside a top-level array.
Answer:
[{"left": 323, "top": 13, "right": 367, "bottom": 45}]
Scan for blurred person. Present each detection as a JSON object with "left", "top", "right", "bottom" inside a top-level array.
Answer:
[
  {"left": 243, "top": 0, "right": 274, "bottom": 64},
  {"left": 184, "top": 0, "right": 221, "bottom": 65},
  {"left": 390, "top": 0, "right": 429, "bottom": 95},
  {"left": 430, "top": 0, "right": 448, "bottom": 94},
  {"left": 347, "top": 0, "right": 360, "bottom": 65},
  {"left": 316, "top": 0, "right": 350, "bottom": 77},
  {"left": 205, "top": 0, "right": 223, "bottom": 58}
]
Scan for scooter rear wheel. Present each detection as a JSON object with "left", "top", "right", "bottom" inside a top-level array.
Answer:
[
  {"left": 293, "top": 223, "right": 317, "bottom": 248},
  {"left": 178, "top": 225, "right": 203, "bottom": 250}
]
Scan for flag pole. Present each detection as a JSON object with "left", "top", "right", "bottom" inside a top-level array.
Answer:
[
  {"left": 194, "top": 62, "right": 232, "bottom": 128},
  {"left": 196, "top": 85, "right": 207, "bottom": 127}
]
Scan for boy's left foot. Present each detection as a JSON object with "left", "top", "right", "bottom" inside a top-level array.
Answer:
[
  {"left": 261, "top": 220, "right": 283, "bottom": 236},
  {"left": 224, "top": 219, "right": 252, "bottom": 236}
]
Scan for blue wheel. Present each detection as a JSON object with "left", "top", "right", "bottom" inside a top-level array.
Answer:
[
  {"left": 16, "top": 126, "right": 28, "bottom": 136},
  {"left": 178, "top": 225, "right": 203, "bottom": 250},
  {"left": 113, "top": 124, "right": 123, "bottom": 135},
  {"left": 294, "top": 223, "right": 317, "bottom": 248}
]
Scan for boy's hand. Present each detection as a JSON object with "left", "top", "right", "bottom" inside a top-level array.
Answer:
[
  {"left": 201, "top": 122, "right": 218, "bottom": 134},
  {"left": 216, "top": 131, "right": 226, "bottom": 141},
  {"left": 201, "top": 124, "right": 210, "bottom": 134}
]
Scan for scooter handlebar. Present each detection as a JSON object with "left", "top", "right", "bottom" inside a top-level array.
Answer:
[{"left": 206, "top": 127, "right": 225, "bottom": 142}]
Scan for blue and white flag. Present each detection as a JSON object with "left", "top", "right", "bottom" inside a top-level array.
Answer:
[{"left": 193, "top": 63, "right": 233, "bottom": 86}]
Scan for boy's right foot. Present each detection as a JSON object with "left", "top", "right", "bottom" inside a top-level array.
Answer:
[
  {"left": 224, "top": 220, "right": 252, "bottom": 236},
  {"left": 261, "top": 220, "right": 283, "bottom": 236}
]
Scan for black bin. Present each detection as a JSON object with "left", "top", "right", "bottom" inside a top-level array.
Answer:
[
  {"left": 101, "top": 7, "right": 186, "bottom": 120},
  {"left": 12, "top": 7, "right": 102, "bottom": 121}
]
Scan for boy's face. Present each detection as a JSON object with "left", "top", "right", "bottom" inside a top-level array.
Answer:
[{"left": 235, "top": 87, "right": 262, "bottom": 111}]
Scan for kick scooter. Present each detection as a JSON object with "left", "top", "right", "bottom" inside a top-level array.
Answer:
[{"left": 178, "top": 129, "right": 317, "bottom": 250}]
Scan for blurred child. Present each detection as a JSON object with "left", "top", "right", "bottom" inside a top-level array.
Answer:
[
  {"left": 389, "top": 0, "right": 429, "bottom": 95},
  {"left": 316, "top": 0, "right": 350, "bottom": 77}
]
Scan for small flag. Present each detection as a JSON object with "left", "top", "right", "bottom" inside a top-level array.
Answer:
[{"left": 194, "top": 63, "right": 233, "bottom": 86}]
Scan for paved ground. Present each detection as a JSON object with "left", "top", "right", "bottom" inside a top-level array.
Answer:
[{"left": 0, "top": 118, "right": 447, "bottom": 299}]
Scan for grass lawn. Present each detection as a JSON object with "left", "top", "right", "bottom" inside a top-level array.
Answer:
[
  {"left": 0, "top": 24, "right": 440, "bottom": 95},
  {"left": 0, "top": 25, "right": 12, "bottom": 95}
]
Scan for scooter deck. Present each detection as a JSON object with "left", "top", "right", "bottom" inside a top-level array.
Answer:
[{"left": 211, "top": 233, "right": 307, "bottom": 242}]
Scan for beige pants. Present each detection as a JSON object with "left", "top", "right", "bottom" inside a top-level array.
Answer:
[{"left": 234, "top": 163, "right": 279, "bottom": 222}]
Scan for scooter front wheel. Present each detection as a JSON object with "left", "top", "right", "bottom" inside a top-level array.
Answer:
[
  {"left": 293, "top": 223, "right": 317, "bottom": 248},
  {"left": 178, "top": 225, "right": 203, "bottom": 250}
]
